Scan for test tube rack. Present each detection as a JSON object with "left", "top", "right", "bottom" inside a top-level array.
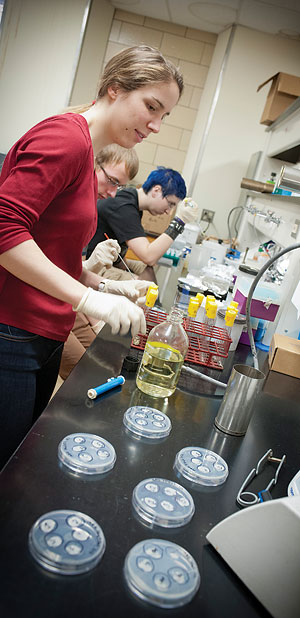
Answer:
[{"left": 131, "top": 308, "right": 231, "bottom": 370}]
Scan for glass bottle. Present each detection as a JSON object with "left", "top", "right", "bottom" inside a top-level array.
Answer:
[{"left": 136, "top": 307, "right": 189, "bottom": 398}]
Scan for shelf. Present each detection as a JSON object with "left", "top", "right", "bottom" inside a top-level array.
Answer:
[{"left": 244, "top": 190, "right": 300, "bottom": 203}]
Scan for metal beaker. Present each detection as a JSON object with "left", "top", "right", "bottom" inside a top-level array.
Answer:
[{"left": 214, "top": 364, "right": 265, "bottom": 436}]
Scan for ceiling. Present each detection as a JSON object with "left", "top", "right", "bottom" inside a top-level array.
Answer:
[{"left": 107, "top": 0, "right": 300, "bottom": 38}]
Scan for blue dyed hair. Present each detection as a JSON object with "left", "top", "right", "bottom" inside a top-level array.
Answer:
[{"left": 142, "top": 166, "right": 186, "bottom": 200}]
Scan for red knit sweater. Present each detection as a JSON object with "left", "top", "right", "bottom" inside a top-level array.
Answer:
[{"left": 0, "top": 114, "right": 97, "bottom": 341}]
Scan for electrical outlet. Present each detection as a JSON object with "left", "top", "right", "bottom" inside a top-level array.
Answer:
[
  {"left": 201, "top": 209, "right": 215, "bottom": 223},
  {"left": 291, "top": 219, "right": 300, "bottom": 239}
]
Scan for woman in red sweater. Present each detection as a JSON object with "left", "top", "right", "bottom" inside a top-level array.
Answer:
[{"left": 0, "top": 45, "right": 184, "bottom": 469}]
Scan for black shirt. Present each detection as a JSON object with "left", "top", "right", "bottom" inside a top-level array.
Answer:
[{"left": 86, "top": 187, "right": 145, "bottom": 260}]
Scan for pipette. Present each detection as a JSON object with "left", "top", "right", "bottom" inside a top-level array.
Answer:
[
  {"left": 87, "top": 375, "right": 125, "bottom": 399},
  {"left": 104, "top": 232, "right": 135, "bottom": 279}
]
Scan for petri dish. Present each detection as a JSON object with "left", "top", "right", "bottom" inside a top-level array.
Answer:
[
  {"left": 28, "top": 509, "right": 105, "bottom": 575},
  {"left": 123, "top": 406, "right": 171, "bottom": 440},
  {"left": 58, "top": 433, "right": 116, "bottom": 476},
  {"left": 132, "top": 477, "right": 194, "bottom": 528},
  {"left": 174, "top": 447, "right": 228, "bottom": 486},
  {"left": 124, "top": 539, "right": 200, "bottom": 608}
]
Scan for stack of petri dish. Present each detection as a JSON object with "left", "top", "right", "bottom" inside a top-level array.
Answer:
[
  {"left": 123, "top": 406, "right": 171, "bottom": 440},
  {"left": 174, "top": 447, "right": 229, "bottom": 486},
  {"left": 58, "top": 432, "right": 116, "bottom": 476},
  {"left": 28, "top": 509, "right": 106, "bottom": 575}
]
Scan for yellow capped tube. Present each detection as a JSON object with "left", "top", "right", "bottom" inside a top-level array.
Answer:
[
  {"left": 225, "top": 309, "right": 236, "bottom": 327},
  {"left": 205, "top": 295, "right": 215, "bottom": 307},
  {"left": 145, "top": 287, "right": 158, "bottom": 308},
  {"left": 147, "top": 283, "right": 158, "bottom": 293},
  {"left": 187, "top": 297, "right": 199, "bottom": 317},
  {"left": 206, "top": 302, "right": 217, "bottom": 320},
  {"left": 228, "top": 300, "right": 239, "bottom": 311},
  {"left": 133, "top": 286, "right": 158, "bottom": 346},
  {"left": 224, "top": 308, "right": 237, "bottom": 339},
  {"left": 195, "top": 293, "right": 204, "bottom": 306}
]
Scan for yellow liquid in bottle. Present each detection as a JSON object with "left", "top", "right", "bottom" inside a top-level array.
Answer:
[{"left": 136, "top": 342, "right": 184, "bottom": 398}]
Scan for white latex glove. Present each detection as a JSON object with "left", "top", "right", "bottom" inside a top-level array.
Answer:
[
  {"left": 82, "top": 239, "right": 121, "bottom": 273},
  {"left": 175, "top": 197, "right": 199, "bottom": 224},
  {"left": 73, "top": 288, "right": 146, "bottom": 337},
  {"left": 102, "top": 279, "right": 151, "bottom": 305}
]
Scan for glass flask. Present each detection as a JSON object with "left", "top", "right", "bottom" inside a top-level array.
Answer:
[{"left": 136, "top": 307, "right": 189, "bottom": 398}]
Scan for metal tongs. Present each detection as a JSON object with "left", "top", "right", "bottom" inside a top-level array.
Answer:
[{"left": 237, "top": 448, "right": 286, "bottom": 507}]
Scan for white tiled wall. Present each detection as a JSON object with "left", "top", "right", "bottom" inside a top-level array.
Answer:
[{"left": 104, "top": 10, "right": 217, "bottom": 186}]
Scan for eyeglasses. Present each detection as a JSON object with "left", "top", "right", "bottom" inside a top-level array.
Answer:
[
  {"left": 165, "top": 196, "right": 177, "bottom": 209},
  {"left": 100, "top": 166, "right": 126, "bottom": 190}
]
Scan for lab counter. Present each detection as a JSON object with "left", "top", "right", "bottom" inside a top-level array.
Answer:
[{"left": 0, "top": 326, "right": 299, "bottom": 618}]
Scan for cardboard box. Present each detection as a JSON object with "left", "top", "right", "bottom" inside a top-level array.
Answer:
[
  {"left": 268, "top": 333, "right": 300, "bottom": 379},
  {"left": 257, "top": 72, "right": 300, "bottom": 126},
  {"left": 263, "top": 369, "right": 300, "bottom": 399},
  {"left": 142, "top": 210, "right": 173, "bottom": 236}
]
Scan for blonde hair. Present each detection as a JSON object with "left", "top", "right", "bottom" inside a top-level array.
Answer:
[
  {"left": 98, "top": 45, "right": 183, "bottom": 99},
  {"left": 65, "top": 45, "right": 183, "bottom": 114},
  {"left": 95, "top": 144, "right": 139, "bottom": 181}
]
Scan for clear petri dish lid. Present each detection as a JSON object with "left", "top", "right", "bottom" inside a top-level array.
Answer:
[
  {"left": 174, "top": 447, "right": 229, "bottom": 486},
  {"left": 58, "top": 433, "right": 116, "bottom": 476},
  {"left": 123, "top": 406, "right": 171, "bottom": 440},
  {"left": 132, "top": 477, "right": 194, "bottom": 528},
  {"left": 124, "top": 539, "right": 200, "bottom": 609},
  {"left": 28, "top": 509, "right": 105, "bottom": 575}
]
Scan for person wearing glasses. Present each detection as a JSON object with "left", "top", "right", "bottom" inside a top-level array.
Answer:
[{"left": 85, "top": 166, "right": 199, "bottom": 283}]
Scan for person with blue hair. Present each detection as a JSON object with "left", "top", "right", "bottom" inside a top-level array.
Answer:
[
  {"left": 142, "top": 166, "right": 186, "bottom": 199},
  {"left": 86, "top": 166, "right": 199, "bottom": 282}
]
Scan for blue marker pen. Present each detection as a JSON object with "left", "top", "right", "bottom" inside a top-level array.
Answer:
[{"left": 87, "top": 375, "right": 125, "bottom": 399}]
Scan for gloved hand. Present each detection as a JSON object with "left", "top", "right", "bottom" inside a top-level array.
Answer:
[
  {"left": 101, "top": 279, "right": 151, "bottom": 305},
  {"left": 175, "top": 197, "right": 199, "bottom": 224},
  {"left": 73, "top": 288, "right": 146, "bottom": 337},
  {"left": 82, "top": 239, "right": 121, "bottom": 273}
]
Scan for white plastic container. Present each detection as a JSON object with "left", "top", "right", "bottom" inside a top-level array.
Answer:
[
  {"left": 178, "top": 223, "right": 200, "bottom": 245},
  {"left": 189, "top": 240, "right": 227, "bottom": 274}
]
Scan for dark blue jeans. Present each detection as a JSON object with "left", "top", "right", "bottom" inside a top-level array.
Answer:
[{"left": 0, "top": 323, "right": 63, "bottom": 470}]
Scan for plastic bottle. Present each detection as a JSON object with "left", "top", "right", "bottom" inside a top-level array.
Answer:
[
  {"left": 266, "top": 172, "right": 277, "bottom": 188},
  {"left": 136, "top": 307, "right": 189, "bottom": 398},
  {"left": 173, "top": 282, "right": 192, "bottom": 315}
]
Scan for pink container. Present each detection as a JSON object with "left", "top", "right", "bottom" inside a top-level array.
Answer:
[{"left": 233, "top": 289, "right": 279, "bottom": 322}]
